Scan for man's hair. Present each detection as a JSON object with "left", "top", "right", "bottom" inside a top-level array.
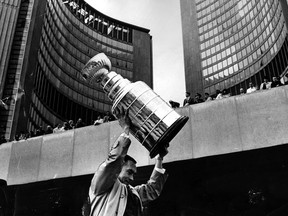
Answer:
[{"left": 124, "top": 155, "right": 137, "bottom": 164}]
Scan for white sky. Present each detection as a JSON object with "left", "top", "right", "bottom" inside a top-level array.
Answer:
[{"left": 85, "top": 0, "right": 186, "bottom": 104}]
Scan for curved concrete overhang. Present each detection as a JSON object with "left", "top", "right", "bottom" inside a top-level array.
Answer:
[{"left": 1, "top": 85, "right": 288, "bottom": 185}]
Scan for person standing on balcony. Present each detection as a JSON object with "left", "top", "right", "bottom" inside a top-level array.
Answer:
[
  {"left": 271, "top": 76, "right": 283, "bottom": 88},
  {"left": 246, "top": 82, "right": 257, "bottom": 94},
  {"left": 260, "top": 77, "right": 271, "bottom": 90},
  {"left": 183, "top": 91, "right": 194, "bottom": 106}
]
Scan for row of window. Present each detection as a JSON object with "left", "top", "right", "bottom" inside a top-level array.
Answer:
[
  {"left": 37, "top": 44, "right": 110, "bottom": 106},
  {"left": 33, "top": 68, "right": 111, "bottom": 125},
  {"left": 29, "top": 88, "right": 109, "bottom": 132},
  {"left": 197, "top": 0, "right": 271, "bottom": 26},
  {"left": 204, "top": 36, "right": 288, "bottom": 96},
  {"left": 198, "top": 0, "right": 238, "bottom": 24},
  {"left": 30, "top": 0, "right": 141, "bottom": 133},
  {"left": 38, "top": 0, "right": 135, "bottom": 106},
  {"left": 203, "top": 24, "right": 287, "bottom": 89},
  {"left": 201, "top": 12, "right": 285, "bottom": 74},
  {"left": 48, "top": 0, "right": 135, "bottom": 73},
  {"left": 48, "top": 0, "right": 134, "bottom": 79},
  {"left": 199, "top": 0, "right": 279, "bottom": 51},
  {"left": 199, "top": 0, "right": 278, "bottom": 43},
  {"left": 41, "top": 18, "right": 133, "bottom": 105},
  {"left": 199, "top": 0, "right": 284, "bottom": 80},
  {"left": 29, "top": 93, "right": 62, "bottom": 131},
  {"left": 196, "top": 0, "right": 223, "bottom": 11},
  {"left": 60, "top": 0, "right": 134, "bottom": 44}
]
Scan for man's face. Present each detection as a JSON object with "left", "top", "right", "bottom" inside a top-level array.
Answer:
[{"left": 118, "top": 160, "right": 137, "bottom": 185}]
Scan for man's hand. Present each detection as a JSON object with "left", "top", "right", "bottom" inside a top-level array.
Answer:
[
  {"left": 155, "top": 154, "right": 164, "bottom": 170},
  {"left": 114, "top": 106, "right": 131, "bottom": 134},
  {"left": 155, "top": 144, "right": 169, "bottom": 169},
  {"left": 158, "top": 143, "right": 169, "bottom": 159}
]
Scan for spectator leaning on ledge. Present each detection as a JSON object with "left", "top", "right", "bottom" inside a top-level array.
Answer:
[
  {"left": 215, "top": 89, "right": 223, "bottom": 100},
  {"left": 183, "top": 91, "right": 194, "bottom": 106},
  {"left": 194, "top": 93, "right": 204, "bottom": 104},
  {"left": 271, "top": 76, "right": 283, "bottom": 88},
  {"left": 204, "top": 92, "right": 213, "bottom": 102},
  {"left": 93, "top": 115, "right": 104, "bottom": 126},
  {"left": 246, "top": 82, "right": 257, "bottom": 94},
  {"left": 260, "top": 77, "right": 272, "bottom": 90}
]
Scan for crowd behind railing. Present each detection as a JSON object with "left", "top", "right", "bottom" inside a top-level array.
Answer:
[
  {"left": 0, "top": 111, "right": 115, "bottom": 144},
  {"left": 1, "top": 75, "right": 287, "bottom": 145},
  {"left": 169, "top": 75, "right": 288, "bottom": 108}
]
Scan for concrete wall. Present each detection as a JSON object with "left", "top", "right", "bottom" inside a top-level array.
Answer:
[
  {"left": 180, "top": 0, "right": 204, "bottom": 96},
  {"left": 1, "top": 85, "right": 288, "bottom": 185}
]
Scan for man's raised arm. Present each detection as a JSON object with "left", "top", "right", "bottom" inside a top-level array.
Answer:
[
  {"left": 134, "top": 154, "right": 168, "bottom": 205},
  {"left": 90, "top": 107, "right": 131, "bottom": 195}
]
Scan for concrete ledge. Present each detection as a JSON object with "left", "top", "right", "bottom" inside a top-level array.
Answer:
[{"left": 1, "top": 85, "right": 288, "bottom": 185}]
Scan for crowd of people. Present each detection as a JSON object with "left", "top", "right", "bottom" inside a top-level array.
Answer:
[
  {"left": 175, "top": 75, "right": 288, "bottom": 108},
  {"left": 0, "top": 112, "right": 115, "bottom": 144},
  {"left": 1, "top": 75, "right": 287, "bottom": 144}
]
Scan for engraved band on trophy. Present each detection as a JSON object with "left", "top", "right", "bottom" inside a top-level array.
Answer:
[{"left": 81, "top": 53, "right": 189, "bottom": 158}]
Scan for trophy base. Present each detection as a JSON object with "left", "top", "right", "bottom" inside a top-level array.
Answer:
[{"left": 149, "top": 116, "right": 189, "bottom": 158}]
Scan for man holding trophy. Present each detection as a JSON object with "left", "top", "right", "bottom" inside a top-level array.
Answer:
[
  {"left": 86, "top": 107, "right": 168, "bottom": 216},
  {"left": 81, "top": 53, "right": 189, "bottom": 215}
]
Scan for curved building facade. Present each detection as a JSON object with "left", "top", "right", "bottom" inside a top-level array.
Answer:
[
  {"left": 181, "top": 0, "right": 288, "bottom": 96},
  {"left": 0, "top": 0, "right": 153, "bottom": 140}
]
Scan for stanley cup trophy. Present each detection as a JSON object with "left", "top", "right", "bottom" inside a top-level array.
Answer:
[{"left": 81, "top": 53, "right": 189, "bottom": 158}]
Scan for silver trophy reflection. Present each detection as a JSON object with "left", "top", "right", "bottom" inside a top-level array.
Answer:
[{"left": 81, "top": 53, "right": 189, "bottom": 158}]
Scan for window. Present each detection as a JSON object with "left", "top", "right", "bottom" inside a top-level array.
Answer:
[
  {"left": 207, "top": 58, "right": 212, "bottom": 65},
  {"left": 233, "top": 63, "right": 239, "bottom": 72},
  {"left": 218, "top": 62, "right": 223, "bottom": 70},
  {"left": 220, "top": 42, "right": 225, "bottom": 49},
  {"left": 223, "top": 60, "right": 227, "bottom": 68},
  {"left": 217, "top": 53, "right": 221, "bottom": 61},
  {"left": 243, "top": 58, "right": 248, "bottom": 66},
  {"left": 242, "top": 48, "right": 247, "bottom": 57},
  {"left": 224, "top": 68, "right": 229, "bottom": 76},
  {"left": 200, "top": 43, "right": 205, "bottom": 50},
  {"left": 216, "top": 44, "right": 220, "bottom": 52},
  {"left": 239, "top": 61, "right": 244, "bottom": 69},
  {"left": 211, "top": 46, "right": 216, "bottom": 54},
  {"left": 229, "top": 66, "right": 234, "bottom": 75},
  {"left": 201, "top": 52, "right": 206, "bottom": 59},
  {"left": 226, "top": 48, "right": 231, "bottom": 56},
  {"left": 219, "top": 71, "right": 224, "bottom": 78},
  {"left": 203, "top": 69, "right": 208, "bottom": 76},
  {"left": 227, "top": 57, "right": 232, "bottom": 65},
  {"left": 213, "top": 64, "right": 218, "bottom": 72},
  {"left": 202, "top": 60, "right": 207, "bottom": 67},
  {"left": 208, "top": 67, "right": 213, "bottom": 74}
]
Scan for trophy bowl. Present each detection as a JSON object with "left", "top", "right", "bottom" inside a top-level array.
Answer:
[{"left": 82, "top": 53, "right": 189, "bottom": 158}]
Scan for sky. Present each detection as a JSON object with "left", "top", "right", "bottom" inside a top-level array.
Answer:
[{"left": 85, "top": 0, "right": 186, "bottom": 104}]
